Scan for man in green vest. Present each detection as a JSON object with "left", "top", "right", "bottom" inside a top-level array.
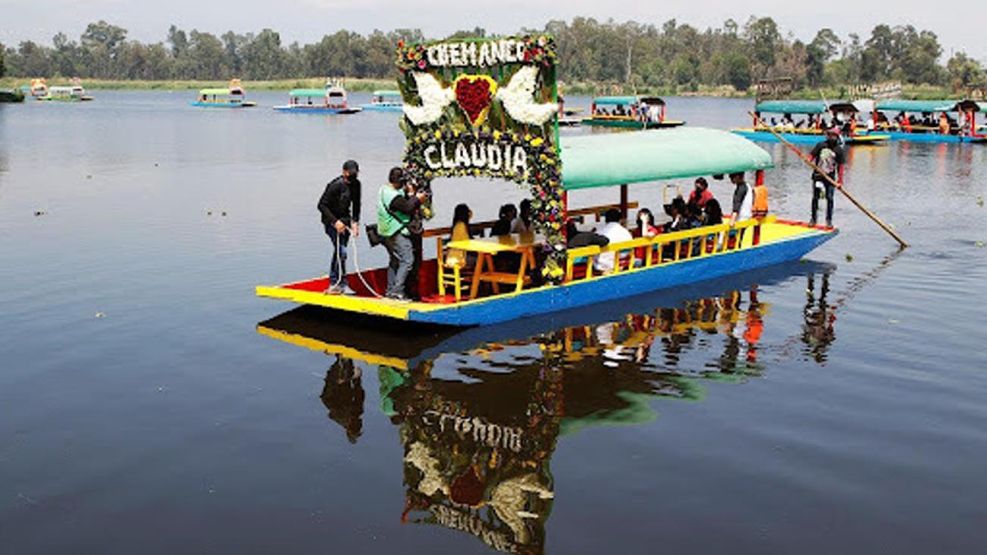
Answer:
[{"left": 378, "top": 167, "right": 425, "bottom": 301}]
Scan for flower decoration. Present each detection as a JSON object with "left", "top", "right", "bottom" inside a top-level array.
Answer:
[
  {"left": 396, "top": 35, "right": 565, "bottom": 284},
  {"left": 453, "top": 74, "right": 498, "bottom": 127}
]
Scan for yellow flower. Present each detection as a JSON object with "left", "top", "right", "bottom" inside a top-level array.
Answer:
[
  {"left": 493, "top": 130, "right": 501, "bottom": 140},
  {"left": 531, "top": 138, "right": 544, "bottom": 147},
  {"left": 434, "top": 130, "right": 441, "bottom": 139}
]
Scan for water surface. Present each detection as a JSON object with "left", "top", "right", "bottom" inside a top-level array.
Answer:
[{"left": 1, "top": 92, "right": 986, "bottom": 554}]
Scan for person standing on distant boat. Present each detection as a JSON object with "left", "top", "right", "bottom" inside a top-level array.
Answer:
[
  {"left": 808, "top": 128, "right": 845, "bottom": 228},
  {"left": 318, "top": 160, "right": 362, "bottom": 294}
]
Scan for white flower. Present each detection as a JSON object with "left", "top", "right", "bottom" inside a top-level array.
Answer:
[
  {"left": 496, "top": 66, "right": 558, "bottom": 125},
  {"left": 403, "top": 72, "right": 454, "bottom": 126}
]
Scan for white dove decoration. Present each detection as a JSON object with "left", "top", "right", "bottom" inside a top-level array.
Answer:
[
  {"left": 496, "top": 66, "right": 559, "bottom": 125},
  {"left": 403, "top": 72, "right": 454, "bottom": 126}
]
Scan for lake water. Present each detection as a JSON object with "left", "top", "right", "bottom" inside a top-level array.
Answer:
[{"left": 1, "top": 91, "right": 986, "bottom": 554}]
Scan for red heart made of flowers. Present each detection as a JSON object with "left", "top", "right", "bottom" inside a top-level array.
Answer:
[{"left": 454, "top": 75, "right": 497, "bottom": 126}]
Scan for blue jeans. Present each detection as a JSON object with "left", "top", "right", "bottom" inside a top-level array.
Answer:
[
  {"left": 327, "top": 226, "right": 349, "bottom": 285},
  {"left": 384, "top": 233, "right": 414, "bottom": 298},
  {"left": 811, "top": 180, "right": 835, "bottom": 224}
]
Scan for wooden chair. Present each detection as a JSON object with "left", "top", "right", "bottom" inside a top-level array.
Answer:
[{"left": 436, "top": 236, "right": 472, "bottom": 302}]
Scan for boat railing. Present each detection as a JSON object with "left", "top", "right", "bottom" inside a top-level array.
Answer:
[{"left": 565, "top": 217, "right": 769, "bottom": 283}]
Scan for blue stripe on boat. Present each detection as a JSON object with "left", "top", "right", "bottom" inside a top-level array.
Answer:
[{"left": 407, "top": 230, "right": 836, "bottom": 326}]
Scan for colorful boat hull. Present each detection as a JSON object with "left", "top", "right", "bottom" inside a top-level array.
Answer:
[
  {"left": 272, "top": 105, "right": 363, "bottom": 114},
  {"left": 731, "top": 129, "right": 890, "bottom": 145},
  {"left": 257, "top": 222, "right": 836, "bottom": 327},
  {"left": 882, "top": 131, "right": 987, "bottom": 144},
  {"left": 190, "top": 101, "right": 256, "bottom": 108},
  {"left": 360, "top": 103, "right": 404, "bottom": 112},
  {"left": 0, "top": 89, "right": 25, "bottom": 103},
  {"left": 583, "top": 118, "right": 685, "bottom": 129}
]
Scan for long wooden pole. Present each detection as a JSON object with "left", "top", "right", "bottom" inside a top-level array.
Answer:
[{"left": 748, "top": 111, "right": 908, "bottom": 248}]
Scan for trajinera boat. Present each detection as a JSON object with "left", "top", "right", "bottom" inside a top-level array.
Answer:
[
  {"left": 0, "top": 88, "right": 26, "bottom": 103},
  {"left": 256, "top": 35, "right": 836, "bottom": 327},
  {"left": 582, "top": 96, "right": 685, "bottom": 129},
  {"left": 361, "top": 90, "right": 404, "bottom": 111},
  {"left": 732, "top": 100, "right": 890, "bottom": 145},
  {"left": 273, "top": 79, "right": 362, "bottom": 114},
  {"left": 29, "top": 78, "right": 48, "bottom": 98},
  {"left": 190, "top": 79, "right": 256, "bottom": 108},
  {"left": 38, "top": 82, "right": 94, "bottom": 102},
  {"left": 873, "top": 99, "right": 987, "bottom": 144}
]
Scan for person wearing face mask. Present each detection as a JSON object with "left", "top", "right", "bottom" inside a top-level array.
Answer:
[
  {"left": 318, "top": 160, "right": 362, "bottom": 294},
  {"left": 808, "top": 127, "right": 845, "bottom": 227}
]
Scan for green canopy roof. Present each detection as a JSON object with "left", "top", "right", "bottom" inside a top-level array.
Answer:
[
  {"left": 289, "top": 88, "right": 329, "bottom": 97},
  {"left": 593, "top": 96, "right": 638, "bottom": 105},
  {"left": 755, "top": 100, "right": 828, "bottom": 114},
  {"left": 372, "top": 90, "right": 401, "bottom": 97},
  {"left": 875, "top": 99, "right": 958, "bottom": 113},
  {"left": 199, "top": 88, "right": 238, "bottom": 95},
  {"left": 560, "top": 128, "right": 773, "bottom": 191}
]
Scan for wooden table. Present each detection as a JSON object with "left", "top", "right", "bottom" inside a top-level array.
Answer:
[{"left": 446, "top": 233, "right": 542, "bottom": 299}]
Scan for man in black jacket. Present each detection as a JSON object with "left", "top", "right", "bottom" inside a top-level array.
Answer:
[{"left": 318, "top": 160, "right": 361, "bottom": 294}]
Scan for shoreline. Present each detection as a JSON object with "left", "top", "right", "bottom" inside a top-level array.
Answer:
[{"left": 0, "top": 77, "right": 960, "bottom": 100}]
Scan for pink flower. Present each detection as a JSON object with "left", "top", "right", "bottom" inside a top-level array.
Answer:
[{"left": 417, "top": 60, "right": 426, "bottom": 69}]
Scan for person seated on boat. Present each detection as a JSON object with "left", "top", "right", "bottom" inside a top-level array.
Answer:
[
  {"left": 703, "top": 198, "right": 724, "bottom": 226},
  {"left": 594, "top": 209, "right": 633, "bottom": 274},
  {"left": 491, "top": 203, "right": 517, "bottom": 236},
  {"left": 511, "top": 199, "right": 533, "bottom": 234},
  {"left": 700, "top": 199, "right": 725, "bottom": 253},
  {"left": 688, "top": 177, "right": 714, "bottom": 210},
  {"left": 794, "top": 118, "right": 806, "bottom": 129},
  {"left": 445, "top": 203, "right": 474, "bottom": 269},
  {"left": 938, "top": 113, "right": 951, "bottom": 135},
  {"left": 566, "top": 218, "right": 609, "bottom": 248},
  {"left": 634, "top": 208, "right": 660, "bottom": 238},
  {"left": 662, "top": 197, "right": 689, "bottom": 233},
  {"left": 685, "top": 202, "right": 705, "bottom": 229},
  {"left": 491, "top": 203, "right": 521, "bottom": 271}
]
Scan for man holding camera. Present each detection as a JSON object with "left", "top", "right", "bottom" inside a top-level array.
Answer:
[
  {"left": 378, "top": 167, "right": 426, "bottom": 301},
  {"left": 318, "top": 160, "right": 361, "bottom": 294}
]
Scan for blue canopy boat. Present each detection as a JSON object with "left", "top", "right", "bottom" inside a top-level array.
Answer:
[
  {"left": 360, "top": 90, "right": 404, "bottom": 112},
  {"left": 190, "top": 79, "right": 255, "bottom": 108},
  {"left": 256, "top": 128, "right": 837, "bottom": 327},
  {"left": 874, "top": 99, "right": 987, "bottom": 143},
  {"left": 732, "top": 100, "right": 890, "bottom": 145},
  {"left": 582, "top": 96, "right": 685, "bottom": 129}
]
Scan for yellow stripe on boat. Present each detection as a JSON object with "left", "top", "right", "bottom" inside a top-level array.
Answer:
[{"left": 255, "top": 325, "right": 409, "bottom": 370}]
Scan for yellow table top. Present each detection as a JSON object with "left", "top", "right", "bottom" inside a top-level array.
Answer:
[{"left": 447, "top": 233, "right": 543, "bottom": 254}]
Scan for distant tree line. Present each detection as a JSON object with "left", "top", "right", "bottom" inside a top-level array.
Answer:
[{"left": 3, "top": 18, "right": 985, "bottom": 91}]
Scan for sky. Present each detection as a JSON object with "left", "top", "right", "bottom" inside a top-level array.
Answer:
[{"left": 1, "top": 0, "right": 984, "bottom": 62}]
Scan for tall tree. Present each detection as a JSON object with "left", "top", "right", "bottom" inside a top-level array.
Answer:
[
  {"left": 806, "top": 29, "right": 840, "bottom": 86},
  {"left": 946, "top": 52, "right": 985, "bottom": 90},
  {"left": 81, "top": 20, "right": 127, "bottom": 77},
  {"left": 744, "top": 16, "right": 781, "bottom": 78}
]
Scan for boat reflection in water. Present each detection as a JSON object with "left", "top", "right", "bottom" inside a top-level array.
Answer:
[{"left": 258, "top": 261, "right": 839, "bottom": 554}]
